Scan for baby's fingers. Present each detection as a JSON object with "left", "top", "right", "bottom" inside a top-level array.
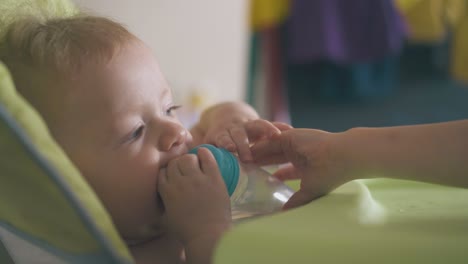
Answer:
[
  {"left": 177, "top": 154, "right": 201, "bottom": 176},
  {"left": 158, "top": 168, "right": 168, "bottom": 187},
  {"left": 228, "top": 126, "right": 253, "bottom": 163},
  {"left": 158, "top": 168, "right": 172, "bottom": 201},
  {"left": 197, "top": 148, "right": 218, "bottom": 174},
  {"left": 197, "top": 147, "right": 225, "bottom": 186},
  {"left": 245, "top": 119, "right": 281, "bottom": 142},
  {"left": 215, "top": 133, "right": 236, "bottom": 152},
  {"left": 272, "top": 122, "right": 293, "bottom": 132},
  {"left": 214, "top": 126, "right": 252, "bottom": 163}
]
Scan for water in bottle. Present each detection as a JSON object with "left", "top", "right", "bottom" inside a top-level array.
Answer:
[{"left": 189, "top": 144, "right": 294, "bottom": 221}]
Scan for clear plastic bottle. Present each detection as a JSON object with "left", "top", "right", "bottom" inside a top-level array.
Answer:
[{"left": 189, "top": 144, "right": 294, "bottom": 221}]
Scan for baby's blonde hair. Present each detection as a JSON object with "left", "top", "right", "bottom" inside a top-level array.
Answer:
[
  {"left": 1, "top": 15, "right": 136, "bottom": 76},
  {"left": 0, "top": 15, "right": 138, "bottom": 129}
]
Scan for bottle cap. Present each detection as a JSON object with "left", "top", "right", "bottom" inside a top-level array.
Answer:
[{"left": 189, "top": 144, "right": 239, "bottom": 196}]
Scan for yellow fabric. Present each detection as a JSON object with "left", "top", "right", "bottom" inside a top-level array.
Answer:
[
  {"left": 0, "top": 0, "right": 79, "bottom": 41},
  {"left": 445, "top": 0, "right": 467, "bottom": 27},
  {"left": 250, "top": 0, "right": 289, "bottom": 30},
  {"left": 396, "top": 0, "right": 466, "bottom": 42},
  {"left": 395, "top": 0, "right": 423, "bottom": 12},
  {"left": 452, "top": 13, "right": 468, "bottom": 84}
]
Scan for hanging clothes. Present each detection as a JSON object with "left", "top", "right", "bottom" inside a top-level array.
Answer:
[
  {"left": 283, "top": 0, "right": 406, "bottom": 111},
  {"left": 287, "top": 0, "right": 407, "bottom": 64},
  {"left": 396, "top": 0, "right": 467, "bottom": 84},
  {"left": 250, "top": 0, "right": 289, "bottom": 31},
  {"left": 396, "top": 0, "right": 466, "bottom": 43},
  {"left": 452, "top": 11, "right": 468, "bottom": 84}
]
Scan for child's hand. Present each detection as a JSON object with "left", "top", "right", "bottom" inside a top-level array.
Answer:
[
  {"left": 250, "top": 129, "right": 351, "bottom": 209},
  {"left": 203, "top": 119, "right": 283, "bottom": 162},
  {"left": 158, "top": 147, "right": 232, "bottom": 245},
  {"left": 191, "top": 101, "right": 286, "bottom": 162}
]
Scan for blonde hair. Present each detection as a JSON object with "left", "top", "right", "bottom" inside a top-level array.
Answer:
[
  {"left": 0, "top": 15, "right": 138, "bottom": 131},
  {"left": 1, "top": 15, "right": 136, "bottom": 76}
]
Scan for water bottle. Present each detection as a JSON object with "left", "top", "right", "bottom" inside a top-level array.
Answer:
[{"left": 189, "top": 144, "right": 294, "bottom": 221}]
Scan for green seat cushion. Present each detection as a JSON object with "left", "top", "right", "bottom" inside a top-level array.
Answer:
[
  {"left": 0, "top": 61, "right": 132, "bottom": 263},
  {"left": 0, "top": 1, "right": 132, "bottom": 261},
  {"left": 215, "top": 179, "right": 468, "bottom": 264}
]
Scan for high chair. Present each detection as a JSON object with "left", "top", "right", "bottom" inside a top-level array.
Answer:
[
  {"left": 1, "top": 1, "right": 468, "bottom": 263},
  {"left": 0, "top": 1, "right": 132, "bottom": 262}
]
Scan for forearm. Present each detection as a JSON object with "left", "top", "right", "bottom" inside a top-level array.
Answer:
[{"left": 338, "top": 120, "right": 468, "bottom": 187}]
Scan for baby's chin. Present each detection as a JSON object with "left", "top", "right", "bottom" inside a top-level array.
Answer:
[
  {"left": 139, "top": 222, "right": 165, "bottom": 238},
  {"left": 124, "top": 196, "right": 166, "bottom": 243},
  {"left": 124, "top": 219, "right": 166, "bottom": 245}
]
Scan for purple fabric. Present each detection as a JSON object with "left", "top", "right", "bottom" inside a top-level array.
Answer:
[{"left": 287, "top": 0, "right": 407, "bottom": 64}]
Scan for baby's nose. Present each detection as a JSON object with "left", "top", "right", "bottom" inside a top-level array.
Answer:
[{"left": 159, "top": 122, "right": 188, "bottom": 151}]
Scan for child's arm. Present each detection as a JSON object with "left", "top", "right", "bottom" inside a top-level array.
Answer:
[
  {"left": 158, "top": 147, "right": 232, "bottom": 264},
  {"left": 249, "top": 120, "right": 468, "bottom": 209},
  {"left": 339, "top": 120, "right": 468, "bottom": 188},
  {"left": 190, "top": 101, "right": 281, "bottom": 162}
]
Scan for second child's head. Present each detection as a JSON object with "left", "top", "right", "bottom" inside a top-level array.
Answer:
[{"left": 1, "top": 15, "right": 193, "bottom": 240}]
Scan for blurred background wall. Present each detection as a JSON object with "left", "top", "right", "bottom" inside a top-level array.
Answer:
[
  {"left": 73, "top": 0, "right": 249, "bottom": 107},
  {"left": 73, "top": 0, "right": 468, "bottom": 130}
]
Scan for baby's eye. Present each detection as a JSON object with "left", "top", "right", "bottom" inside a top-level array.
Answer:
[
  {"left": 165, "top": 105, "right": 182, "bottom": 116},
  {"left": 129, "top": 125, "right": 145, "bottom": 141}
]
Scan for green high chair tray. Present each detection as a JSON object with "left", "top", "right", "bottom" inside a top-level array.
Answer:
[{"left": 215, "top": 179, "right": 468, "bottom": 263}]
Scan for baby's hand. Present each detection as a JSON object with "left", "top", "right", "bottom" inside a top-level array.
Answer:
[
  {"left": 192, "top": 101, "right": 289, "bottom": 163},
  {"left": 158, "top": 147, "right": 232, "bottom": 245}
]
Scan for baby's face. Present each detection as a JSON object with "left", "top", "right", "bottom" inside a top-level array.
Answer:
[{"left": 48, "top": 41, "right": 192, "bottom": 240}]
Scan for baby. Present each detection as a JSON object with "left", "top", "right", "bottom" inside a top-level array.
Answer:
[{"left": 1, "top": 15, "right": 280, "bottom": 264}]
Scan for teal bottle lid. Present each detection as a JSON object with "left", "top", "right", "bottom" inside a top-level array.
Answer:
[{"left": 189, "top": 144, "right": 239, "bottom": 196}]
